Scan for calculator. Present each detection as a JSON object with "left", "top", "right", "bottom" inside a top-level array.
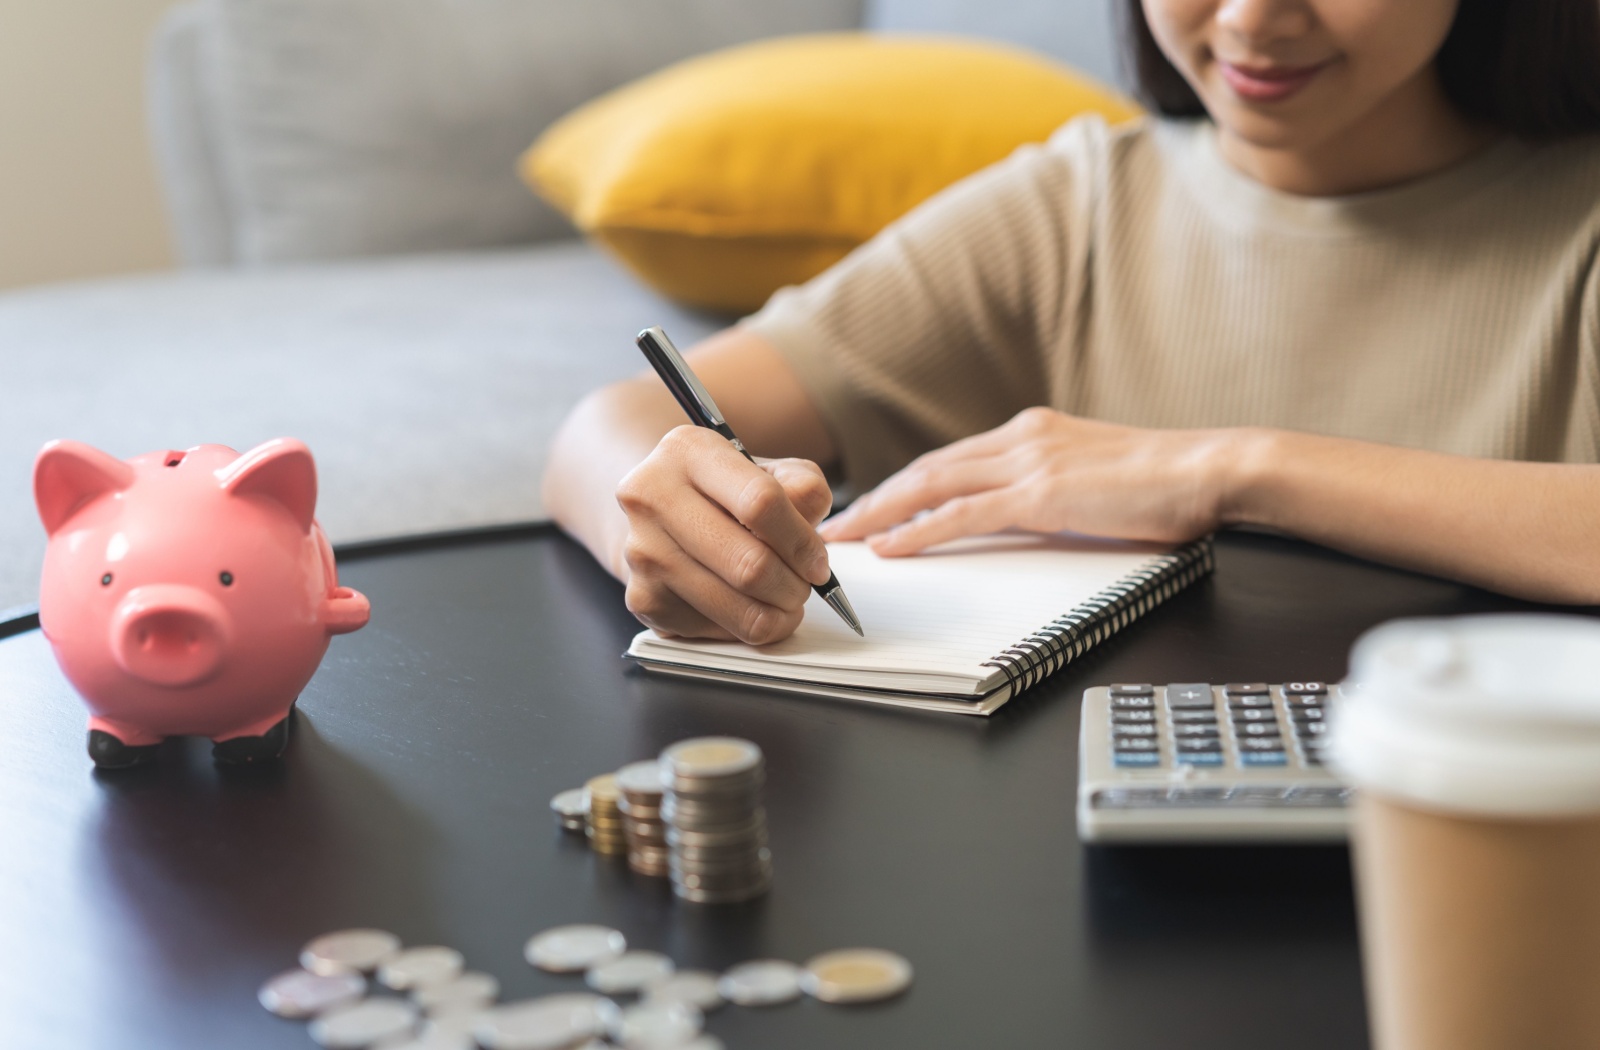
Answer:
[{"left": 1077, "top": 682, "right": 1352, "bottom": 843}]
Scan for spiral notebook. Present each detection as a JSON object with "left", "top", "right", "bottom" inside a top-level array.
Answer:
[{"left": 625, "top": 533, "right": 1214, "bottom": 715}]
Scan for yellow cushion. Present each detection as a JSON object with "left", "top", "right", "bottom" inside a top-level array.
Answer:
[{"left": 519, "top": 33, "right": 1140, "bottom": 314}]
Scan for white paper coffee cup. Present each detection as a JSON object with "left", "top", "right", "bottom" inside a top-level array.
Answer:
[
  {"left": 1331, "top": 614, "right": 1600, "bottom": 816},
  {"left": 1331, "top": 614, "right": 1600, "bottom": 1050}
]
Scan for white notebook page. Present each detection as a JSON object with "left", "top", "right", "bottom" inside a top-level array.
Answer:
[{"left": 628, "top": 533, "right": 1176, "bottom": 695}]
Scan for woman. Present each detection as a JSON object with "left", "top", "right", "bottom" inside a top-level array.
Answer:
[{"left": 543, "top": 0, "right": 1600, "bottom": 645}]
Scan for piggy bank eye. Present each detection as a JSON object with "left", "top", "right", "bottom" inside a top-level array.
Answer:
[
  {"left": 219, "top": 571, "right": 234, "bottom": 587},
  {"left": 100, "top": 573, "right": 113, "bottom": 587}
]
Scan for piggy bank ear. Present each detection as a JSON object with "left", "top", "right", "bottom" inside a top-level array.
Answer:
[
  {"left": 34, "top": 440, "right": 136, "bottom": 537},
  {"left": 217, "top": 439, "right": 317, "bottom": 533}
]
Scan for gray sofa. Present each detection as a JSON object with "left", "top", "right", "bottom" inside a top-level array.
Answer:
[{"left": 0, "top": 0, "right": 1122, "bottom": 612}]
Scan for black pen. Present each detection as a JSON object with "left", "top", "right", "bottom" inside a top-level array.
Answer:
[{"left": 635, "top": 325, "right": 864, "bottom": 636}]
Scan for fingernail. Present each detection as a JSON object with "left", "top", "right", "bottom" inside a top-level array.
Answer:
[{"left": 809, "top": 551, "right": 831, "bottom": 584}]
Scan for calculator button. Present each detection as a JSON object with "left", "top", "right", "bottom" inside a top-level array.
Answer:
[
  {"left": 1226, "top": 695, "right": 1275, "bottom": 708},
  {"left": 1174, "top": 753, "right": 1224, "bottom": 767},
  {"left": 1113, "top": 752, "right": 1162, "bottom": 768},
  {"left": 1285, "top": 785, "right": 1348, "bottom": 806},
  {"left": 1236, "top": 722, "right": 1282, "bottom": 737},
  {"left": 1284, "top": 682, "right": 1328, "bottom": 695},
  {"left": 1224, "top": 682, "right": 1270, "bottom": 696},
  {"left": 1165, "top": 683, "right": 1214, "bottom": 708},
  {"left": 1172, "top": 724, "right": 1220, "bottom": 738},
  {"left": 1228, "top": 785, "right": 1290, "bottom": 804},
  {"left": 1237, "top": 737, "right": 1286, "bottom": 751},
  {"left": 1112, "top": 724, "right": 1158, "bottom": 738},
  {"left": 1113, "top": 737, "right": 1159, "bottom": 752},
  {"left": 1171, "top": 710, "right": 1219, "bottom": 723},
  {"left": 1111, "top": 709, "right": 1157, "bottom": 724},
  {"left": 1290, "top": 707, "right": 1327, "bottom": 721},
  {"left": 1295, "top": 721, "right": 1329, "bottom": 737},
  {"left": 1239, "top": 751, "right": 1288, "bottom": 767},
  {"left": 1175, "top": 739, "right": 1222, "bottom": 753},
  {"left": 1110, "top": 683, "right": 1155, "bottom": 696},
  {"left": 1230, "top": 708, "right": 1278, "bottom": 722},
  {"left": 1112, "top": 695, "right": 1156, "bottom": 710}
]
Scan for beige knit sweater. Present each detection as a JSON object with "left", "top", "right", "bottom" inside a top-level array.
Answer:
[{"left": 744, "top": 116, "right": 1600, "bottom": 493}]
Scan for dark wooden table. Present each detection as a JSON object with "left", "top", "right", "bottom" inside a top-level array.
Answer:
[{"left": 0, "top": 526, "right": 1566, "bottom": 1049}]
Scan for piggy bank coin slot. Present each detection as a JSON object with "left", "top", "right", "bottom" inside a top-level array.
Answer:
[{"left": 164, "top": 452, "right": 186, "bottom": 467}]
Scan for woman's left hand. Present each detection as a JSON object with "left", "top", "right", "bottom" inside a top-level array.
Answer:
[{"left": 818, "top": 407, "right": 1246, "bottom": 555}]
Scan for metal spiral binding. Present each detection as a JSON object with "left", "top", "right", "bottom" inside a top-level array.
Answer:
[{"left": 979, "top": 539, "right": 1215, "bottom": 698}]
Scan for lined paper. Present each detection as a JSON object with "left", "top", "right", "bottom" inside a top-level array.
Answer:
[{"left": 629, "top": 533, "right": 1178, "bottom": 696}]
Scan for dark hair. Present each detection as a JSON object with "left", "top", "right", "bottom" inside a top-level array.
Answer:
[{"left": 1120, "top": 0, "right": 1600, "bottom": 139}]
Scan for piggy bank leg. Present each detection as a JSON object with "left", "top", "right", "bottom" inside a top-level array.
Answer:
[
  {"left": 86, "top": 717, "right": 162, "bottom": 769},
  {"left": 211, "top": 706, "right": 295, "bottom": 765}
]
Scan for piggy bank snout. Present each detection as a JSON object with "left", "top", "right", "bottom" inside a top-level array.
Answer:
[{"left": 110, "top": 586, "right": 232, "bottom": 688}]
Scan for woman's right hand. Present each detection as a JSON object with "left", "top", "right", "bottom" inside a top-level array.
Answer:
[{"left": 615, "top": 425, "right": 835, "bottom": 644}]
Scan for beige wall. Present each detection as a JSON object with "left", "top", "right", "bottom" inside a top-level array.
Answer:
[{"left": 0, "top": 0, "right": 187, "bottom": 291}]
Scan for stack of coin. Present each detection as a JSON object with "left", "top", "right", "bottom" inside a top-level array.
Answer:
[
  {"left": 660, "top": 737, "right": 772, "bottom": 903},
  {"left": 550, "top": 788, "right": 588, "bottom": 834},
  {"left": 616, "top": 760, "right": 670, "bottom": 877},
  {"left": 584, "top": 773, "right": 628, "bottom": 856}
]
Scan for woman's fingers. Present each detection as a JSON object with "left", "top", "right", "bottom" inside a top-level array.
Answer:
[
  {"left": 762, "top": 457, "right": 833, "bottom": 526},
  {"left": 624, "top": 522, "right": 803, "bottom": 644},
  {"left": 670, "top": 495, "right": 815, "bottom": 612},
  {"left": 865, "top": 487, "right": 1029, "bottom": 556},
  {"left": 823, "top": 454, "right": 1014, "bottom": 540},
  {"left": 688, "top": 441, "right": 832, "bottom": 586}
]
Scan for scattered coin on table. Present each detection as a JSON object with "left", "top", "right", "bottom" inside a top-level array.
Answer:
[
  {"left": 612, "top": 1000, "right": 703, "bottom": 1048},
  {"left": 475, "top": 993, "right": 620, "bottom": 1050},
  {"left": 550, "top": 788, "right": 588, "bottom": 833},
  {"left": 379, "top": 945, "right": 465, "bottom": 991},
  {"left": 308, "top": 997, "right": 418, "bottom": 1048},
  {"left": 258, "top": 968, "right": 365, "bottom": 1019},
  {"left": 801, "top": 948, "right": 914, "bottom": 1004},
  {"left": 526, "top": 924, "right": 628, "bottom": 973},
  {"left": 586, "top": 950, "right": 675, "bottom": 995},
  {"left": 412, "top": 970, "right": 499, "bottom": 1013},
  {"left": 716, "top": 959, "right": 804, "bottom": 1006},
  {"left": 301, "top": 928, "right": 402, "bottom": 976},
  {"left": 642, "top": 970, "right": 724, "bottom": 1013}
]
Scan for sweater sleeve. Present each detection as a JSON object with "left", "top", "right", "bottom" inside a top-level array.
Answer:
[{"left": 742, "top": 115, "right": 1109, "bottom": 492}]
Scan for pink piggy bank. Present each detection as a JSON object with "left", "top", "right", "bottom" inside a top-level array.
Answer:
[{"left": 33, "top": 438, "right": 370, "bottom": 769}]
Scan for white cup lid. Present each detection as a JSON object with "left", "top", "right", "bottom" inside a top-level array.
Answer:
[{"left": 1330, "top": 615, "right": 1600, "bottom": 817}]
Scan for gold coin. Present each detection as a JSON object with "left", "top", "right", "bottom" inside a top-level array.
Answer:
[
  {"left": 800, "top": 949, "right": 912, "bottom": 1004},
  {"left": 660, "top": 738, "right": 762, "bottom": 780},
  {"left": 585, "top": 774, "right": 621, "bottom": 805}
]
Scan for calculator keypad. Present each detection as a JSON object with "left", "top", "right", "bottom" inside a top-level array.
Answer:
[{"left": 1105, "top": 682, "right": 1339, "bottom": 772}]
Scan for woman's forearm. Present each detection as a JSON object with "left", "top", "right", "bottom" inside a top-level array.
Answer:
[{"left": 1224, "top": 429, "right": 1600, "bottom": 604}]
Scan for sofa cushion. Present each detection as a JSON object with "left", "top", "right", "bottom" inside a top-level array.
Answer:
[
  {"left": 198, "top": 0, "right": 865, "bottom": 265},
  {"left": 0, "top": 241, "right": 723, "bottom": 611},
  {"left": 521, "top": 33, "right": 1137, "bottom": 314}
]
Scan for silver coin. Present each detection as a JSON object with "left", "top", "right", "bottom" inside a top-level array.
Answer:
[
  {"left": 379, "top": 946, "right": 465, "bottom": 991},
  {"left": 417, "top": 1006, "right": 491, "bottom": 1046},
  {"left": 612, "top": 1001, "right": 703, "bottom": 1049},
  {"left": 670, "top": 1038, "right": 726, "bottom": 1050},
  {"left": 717, "top": 960, "right": 802, "bottom": 1006},
  {"left": 616, "top": 760, "right": 666, "bottom": 797},
  {"left": 551, "top": 789, "right": 588, "bottom": 829},
  {"left": 659, "top": 738, "right": 763, "bottom": 780},
  {"left": 258, "top": 968, "right": 366, "bottom": 1019},
  {"left": 642, "top": 971, "right": 724, "bottom": 1013},
  {"left": 585, "top": 951, "right": 674, "bottom": 996},
  {"left": 309, "top": 997, "right": 419, "bottom": 1049},
  {"left": 371, "top": 1028, "right": 473, "bottom": 1050},
  {"left": 525, "top": 925, "right": 627, "bottom": 973},
  {"left": 475, "top": 994, "right": 620, "bottom": 1050},
  {"left": 302, "top": 929, "right": 403, "bottom": 976},
  {"left": 413, "top": 971, "right": 499, "bottom": 1012}
]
